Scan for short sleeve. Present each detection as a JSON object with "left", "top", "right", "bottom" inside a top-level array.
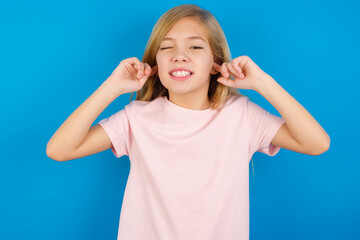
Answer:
[
  {"left": 96, "top": 108, "right": 130, "bottom": 158},
  {"left": 246, "top": 98, "right": 285, "bottom": 156}
]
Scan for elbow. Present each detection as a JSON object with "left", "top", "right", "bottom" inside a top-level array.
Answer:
[
  {"left": 46, "top": 139, "right": 66, "bottom": 161},
  {"left": 46, "top": 146, "right": 65, "bottom": 162},
  {"left": 310, "top": 137, "right": 331, "bottom": 156}
]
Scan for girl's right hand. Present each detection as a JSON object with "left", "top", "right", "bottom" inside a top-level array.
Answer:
[{"left": 106, "top": 57, "right": 158, "bottom": 95}]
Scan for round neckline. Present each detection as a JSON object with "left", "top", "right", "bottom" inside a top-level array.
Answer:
[{"left": 163, "top": 96, "right": 214, "bottom": 114}]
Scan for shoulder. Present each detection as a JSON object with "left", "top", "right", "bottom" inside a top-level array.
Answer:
[
  {"left": 126, "top": 99, "right": 151, "bottom": 109},
  {"left": 229, "top": 94, "right": 249, "bottom": 103},
  {"left": 123, "top": 99, "right": 150, "bottom": 116},
  {"left": 211, "top": 94, "right": 250, "bottom": 119},
  {"left": 224, "top": 94, "right": 250, "bottom": 109},
  {"left": 124, "top": 96, "right": 164, "bottom": 115}
]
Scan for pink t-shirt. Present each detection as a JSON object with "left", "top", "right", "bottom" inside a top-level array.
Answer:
[{"left": 97, "top": 94, "right": 285, "bottom": 240}]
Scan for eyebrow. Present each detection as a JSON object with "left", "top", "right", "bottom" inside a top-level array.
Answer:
[{"left": 161, "top": 36, "right": 206, "bottom": 42}]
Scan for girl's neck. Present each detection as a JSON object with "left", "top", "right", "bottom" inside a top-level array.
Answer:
[{"left": 167, "top": 94, "right": 212, "bottom": 110}]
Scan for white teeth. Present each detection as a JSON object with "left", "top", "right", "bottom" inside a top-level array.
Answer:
[{"left": 171, "top": 71, "right": 192, "bottom": 77}]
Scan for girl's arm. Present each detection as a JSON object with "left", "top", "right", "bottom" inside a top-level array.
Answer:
[
  {"left": 253, "top": 75, "right": 330, "bottom": 155},
  {"left": 47, "top": 57, "right": 156, "bottom": 161},
  {"left": 213, "top": 56, "right": 330, "bottom": 155},
  {"left": 46, "top": 79, "right": 123, "bottom": 161}
]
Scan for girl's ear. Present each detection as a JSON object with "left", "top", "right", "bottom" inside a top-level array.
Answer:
[
  {"left": 211, "top": 60, "right": 220, "bottom": 75},
  {"left": 210, "top": 66, "right": 218, "bottom": 75}
]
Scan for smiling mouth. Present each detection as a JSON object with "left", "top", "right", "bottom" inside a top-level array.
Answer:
[
  {"left": 169, "top": 71, "right": 194, "bottom": 76},
  {"left": 169, "top": 72, "right": 193, "bottom": 81}
]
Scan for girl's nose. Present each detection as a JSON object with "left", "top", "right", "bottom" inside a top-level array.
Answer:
[{"left": 172, "top": 49, "right": 189, "bottom": 62}]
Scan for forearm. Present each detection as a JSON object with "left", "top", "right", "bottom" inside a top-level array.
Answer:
[
  {"left": 47, "top": 78, "right": 123, "bottom": 156},
  {"left": 254, "top": 75, "right": 330, "bottom": 151}
]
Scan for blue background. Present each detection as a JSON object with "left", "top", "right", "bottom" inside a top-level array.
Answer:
[{"left": 1, "top": 0, "right": 358, "bottom": 239}]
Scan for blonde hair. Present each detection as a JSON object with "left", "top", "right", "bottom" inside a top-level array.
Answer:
[
  {"left": 129, "top": 4, "right": 255, "bottom": 173},
  {"left": 129, "top": 4, "right": 246, "bottom": 110}
]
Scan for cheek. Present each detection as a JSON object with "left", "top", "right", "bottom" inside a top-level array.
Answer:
[
  {"left": 156, "top": 55, "right": 168, "bottom": 76},
  {"left": 206, "top": 54, "right": 215, "bottom": 72},
  {"left": 196, "top": 53, "right": 213, "bottom": 68}
]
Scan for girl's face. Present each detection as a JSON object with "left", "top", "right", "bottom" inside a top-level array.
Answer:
[{"left": 156, "top": 17, "right": 216, "bottom": 100}]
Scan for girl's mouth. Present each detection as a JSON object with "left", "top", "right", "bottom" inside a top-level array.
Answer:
[{"left": 169, "top": 72, "right": 193, "bottom": 81}]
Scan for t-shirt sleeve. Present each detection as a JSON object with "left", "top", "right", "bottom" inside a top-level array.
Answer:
[
  {"left": 96, "top": 108, "right": 130, "bottom": 158},
  {"left": 246, "top": 97, "right": 286, "bottom": 156}
]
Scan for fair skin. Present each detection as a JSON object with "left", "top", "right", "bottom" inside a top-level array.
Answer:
[{"left": 155, "top": 17, "right": 217, "bottom": 110}]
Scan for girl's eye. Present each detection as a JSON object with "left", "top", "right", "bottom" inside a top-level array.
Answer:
[{"left": 159, "top": 46, "right": 203, "bottom": 50}]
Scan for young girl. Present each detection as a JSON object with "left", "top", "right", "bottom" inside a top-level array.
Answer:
[{"left": 47, "top": 4, "right": 330, "bottom": 240}]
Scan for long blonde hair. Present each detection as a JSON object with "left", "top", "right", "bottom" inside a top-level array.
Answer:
[
  {"left": 129, "top": 4, "right": 246, "bottom": 110},
  {"left": 129, "top": 4, "right": 255, "bottom": 174}
]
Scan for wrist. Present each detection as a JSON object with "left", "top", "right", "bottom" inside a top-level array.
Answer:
[
  {"left": 102, "top": 78, "right": 124, "bottom": 97},
  {"left": 253, "top": 74, "right": 275, "bottom": 94}
]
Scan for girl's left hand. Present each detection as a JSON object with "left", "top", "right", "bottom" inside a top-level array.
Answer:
[{"left": 212, "top": 55, "right": 269, "bottom": 91}]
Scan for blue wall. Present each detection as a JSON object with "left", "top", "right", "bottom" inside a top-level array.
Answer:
[{"left": 1, "top": 0, "right": 358, "bottom": 239}]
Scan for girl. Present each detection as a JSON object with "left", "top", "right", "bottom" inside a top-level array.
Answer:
[{"left": 46, "top": 4, "right": 330, "bottom": 240}]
